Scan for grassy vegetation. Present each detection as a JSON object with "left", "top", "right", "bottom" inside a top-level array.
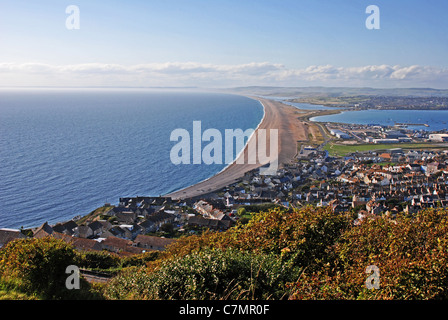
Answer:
[
  {"left": 290, "top": 96, "right": 368, "bottom": 107},
  {"left": 75, "top": 206, "right": 113, "bottom": 225},
  {"left": 307, "top": 122, "right": 325, "bottom": 145},
  {"left": 2, "top": 206, "right": 448, "bottom": 300},
  {"left": 0, "top": 237, "right": 161, "bottom": 299},
  {"left": 234, "top": 203, "right": 284, "bottom": 224},
  {"left": 324, "top": 142, "right": 440, "bottom": 157},
  {"left": 0, "top": 281, "right": 37, "bottom": 300}
]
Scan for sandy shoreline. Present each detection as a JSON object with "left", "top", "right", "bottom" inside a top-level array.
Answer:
[{"left": 165, "top": 96, "right": 307, "bottom": 200}]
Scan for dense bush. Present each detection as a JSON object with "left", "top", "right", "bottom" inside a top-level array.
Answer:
[
  {"left": 3, "top": 206, "right": 448, "bottom": 300},
  {"left": 0, "top": 237, "right": 99, "bottom": 299},
  {"left": 165, "top": 206, "right": 352, "bottom": 270},
  {"left": 120, "top": 251, "right": 161, "bottom": 268},
  {"left": 227, "top": 206, "right": 352, "bottom": 268},
  {"left": 151, "top": 207, "right": 448, "bottom": 300},
  {"left": 75, "top": 248, "right": 160, "bottom": 271},
  {"left": 104, "top": 248, "right": 300, "bottom": 300},
  {"left": 239, "top": 203, "right": 282, "bottom": 214},
  {"left": 76, "top": 250, "right": 122, "bottom": 270},
  {"left": 102, "top": 266, "right": 153, "bottom": 300},
  {"left": 289, "top": 208, "right": 448, "bottom": 299},
  {"left": 105, "top": 206, "right": 351, "bottom": 300}
]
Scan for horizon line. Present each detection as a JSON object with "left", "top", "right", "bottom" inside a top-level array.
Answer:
[{"left": 1, "top": 85, "right": 448, "bottom": 91}]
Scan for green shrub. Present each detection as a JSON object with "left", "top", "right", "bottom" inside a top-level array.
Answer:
[
  {"left": 240, "top": 203, "right": 281, "bottom": 214},
  {"left": 120, "top": 251, "right": 160, "bottom": 268},
  {"left": 76, "top": 250, "right": 121, "bottom": 270},
  {"left": 222, "top": 206, "right": 353, "bottom": 270},
  {"left": 0, "top": 237, "right": 101, "bottom": 299},
  {"left": 166, "top": 206, "right": 352, "bottom": 272},
  {"left": 104, "top": 248, "right": 300, "bottom": 300},
  {"left": 102, "top": 266, "right": 153, "bottom": 300},
  {"left": 290, "top": 208, "right": 448, "bottom": 300}
]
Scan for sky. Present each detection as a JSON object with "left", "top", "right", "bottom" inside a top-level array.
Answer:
[{"left": 0, "top": 0, "right": 447, "bottom": 88}]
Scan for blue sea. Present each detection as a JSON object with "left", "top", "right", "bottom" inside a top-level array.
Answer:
[
  {"left": 311, "top": 109, "right": 448, "bottom": 131},
  {"left": 0, "top": 89, "right": 264, "bottom": 228}
]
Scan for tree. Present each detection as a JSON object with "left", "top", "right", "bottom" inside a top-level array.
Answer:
[
  {"left": 0, "top": 238, "right": 100, "bottom": 299},
  {"left": 161, "top": 223, "right": 174, "bottom": 235}
]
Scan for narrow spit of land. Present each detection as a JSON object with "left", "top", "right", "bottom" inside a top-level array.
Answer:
[{"left": 166, "top": 97, "right": 308, "bottom": 200}]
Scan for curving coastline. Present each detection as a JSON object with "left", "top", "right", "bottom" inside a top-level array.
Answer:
[{"left": 165, "top": 96, "right": 307, "bottom": 200}]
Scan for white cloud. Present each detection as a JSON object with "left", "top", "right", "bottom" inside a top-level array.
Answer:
[
  {"left": 390, "top": 65, "right": 427, "bottom": 80},
  {"left": 0, "top": 62, "right": 447, "bottom": 88}
]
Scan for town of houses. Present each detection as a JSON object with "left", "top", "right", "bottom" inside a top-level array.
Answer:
[{"left": 2, "top": 146, "right": 448, "bottom": 255}]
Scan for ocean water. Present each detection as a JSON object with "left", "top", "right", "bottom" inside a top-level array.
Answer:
[
  {"left": 311, "top": 109, "right": 448, "bottom": 131},
  {"left": 0, "top": 89, "right": 263, "bottom": 228}
]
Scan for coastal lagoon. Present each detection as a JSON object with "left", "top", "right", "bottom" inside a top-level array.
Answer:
[
  {"left": 282, "top": 101, "right": 337, "bottom": 111},
  {"left": 0, "top": 89, "right": 263, "bottom": 228},
  {"left": 311, "top": 109, "right": 448, "bottom": 131}
]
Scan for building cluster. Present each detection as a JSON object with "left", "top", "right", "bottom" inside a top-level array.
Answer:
[
  {"left": 0, "top": 196, "right": 180, "bottom": 254},
  {"left": 0, "top": 195, "right": 237, "bottom": 253},
  {"left": 2, "top": 145, "right": 448, "bottom": 255},
  {"left": 205, "top": 148, "right": 448, "bottom": 226},
  {"left": 349, "top": 96, "right": 448, "bottom": 110},
  {"left": 0, "top": 221, "right": 176, "bottom": 255},
  {"left": 325, "top": 123, "right": 446, "bottom": 144}
]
